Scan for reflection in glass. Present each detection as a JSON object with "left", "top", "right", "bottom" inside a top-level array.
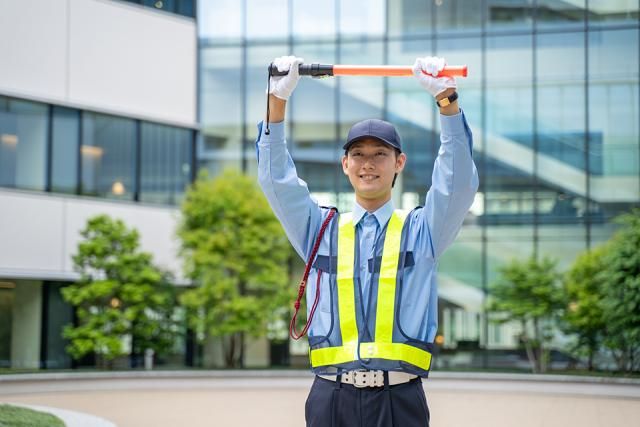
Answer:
[
  {"left": 291, "top": 42, "right": 337, "bottom": 194},
  {"left": 0, "top": 96, "right": 47, "bottom": 191},
  {"left": 246, "top": 0, "right": 288, "bottom": 40},
  {"left": 200, "top": 47, "right": 243, "bottom": 176},
  {"left": 198, "top": 0, "right": 242, "bottom": 40},
  {"left": 0, "top": 282, "right": 13, "bottom": 368},
  {"left": 42, "top": 282, "right": 73, "bottom": 369},
  {"left": 292, "top": 0, "right": 335, "bottom": 40},
  {"left": 81, "top": 113, "right": 136, "bottom": 200},
  {"left": 339, "top": 0, "right": 385, "bottom": 38},
  {"left": 140, "top": 123, "right": 192, "bottom": 205},
  {"left": 536, "top": 32, "right": 589, "bottom": 225},
  {"left": 484, "top": 36, "right": 535, "bottom": 233},
  {"left": 245, "top": 44, "right": 289, "bottom": 177},
  {"left": 388, "top": 40, "right": 437, "bottom": 198},
  {"left": 588, "top": 0, "right": 639, "bottom": 25},
  {"left": 486, "top": 0, "right": 533, "bottom": 32},
  {"left": 588, "top": 29, "right": 640, "bottom": 222},
  {"left": 51, "top": 107, "right": 80, "bottom": 194},
  {"left": 536, "top": 0, "right": 585, "bottom": 29},
  {"left": 388, "top": 0, "right": 431, "bottom": 36},
  {"left": 436, "top": 0, "right": 483, "bottom": 34}
]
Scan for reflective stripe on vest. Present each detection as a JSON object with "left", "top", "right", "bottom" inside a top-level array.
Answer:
[{"left": 309, "top": 209, "right": 432, "bottom": 371}]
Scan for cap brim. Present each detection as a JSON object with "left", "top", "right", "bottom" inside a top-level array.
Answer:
[{"left": 343, "top": 136, "right": 400, "bottom": 152}]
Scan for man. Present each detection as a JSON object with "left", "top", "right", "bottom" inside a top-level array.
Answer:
[{"left": 257, "top": 55, "right": 478, "bottom": 427}]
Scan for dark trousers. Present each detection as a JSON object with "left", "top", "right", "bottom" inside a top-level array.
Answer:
[{"left": 305, "top": 374, "right": 430, "bottom": 427}]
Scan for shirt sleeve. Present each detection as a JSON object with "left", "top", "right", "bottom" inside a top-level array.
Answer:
[
  {"left": 416, "top": 109, "right": 479, "bottom": 259},
  {"left": 256, "top": 120, "right": 326, "bottom": 261}
]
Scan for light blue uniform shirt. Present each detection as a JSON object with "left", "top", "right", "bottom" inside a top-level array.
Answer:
[{"left": 257, "top": 111, "right": 478, "bottom": 343}]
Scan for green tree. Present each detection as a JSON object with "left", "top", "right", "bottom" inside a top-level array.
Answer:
[
  {"left": 487, "top": 256, "right": 564, "bottom": 373},
  {"left": 178, "top": 170, "right": 292, "bottom": 368},
  {"left": 62, "top": 215, "right": 178, "bottom": 369},
  {"left": 561, "top": 246, "right": 607, "bottom": 370},
  {"left": 599, "top": 209, "right": 640, "bottom": 373}
]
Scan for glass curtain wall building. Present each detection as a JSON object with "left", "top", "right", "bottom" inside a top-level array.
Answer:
[{"left": 199, "top": 0, "right": 639, "bottom": 368}]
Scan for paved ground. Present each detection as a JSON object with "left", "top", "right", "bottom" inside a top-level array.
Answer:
[{"left": 1, "top": 371, "right": 639, "bottom": 427}]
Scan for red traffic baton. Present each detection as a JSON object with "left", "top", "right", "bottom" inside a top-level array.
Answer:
[{"left": 269, "top": 63, "right": 468, "bottom": 78}]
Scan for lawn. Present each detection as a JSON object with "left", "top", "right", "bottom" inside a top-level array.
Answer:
[{"left": 0, "top": 404, "right": 65, "bottom": 427}]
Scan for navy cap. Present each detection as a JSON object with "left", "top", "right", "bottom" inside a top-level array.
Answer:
[{"left": 343, "top": 119, "right": 402, "bottom": 153}]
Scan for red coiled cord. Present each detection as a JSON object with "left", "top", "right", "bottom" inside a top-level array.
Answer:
[{"left": 289, "top": 209, "right": 336, "bottom": 340}]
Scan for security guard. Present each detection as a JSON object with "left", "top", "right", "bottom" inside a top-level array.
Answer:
[{"left": 257, "top": 55, "right": 479, "bottom": 427}]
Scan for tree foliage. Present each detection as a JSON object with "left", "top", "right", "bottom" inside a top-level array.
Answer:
[
  {"left": 177, "top": 169, "right": 292, "bottom": 367},
  {"left": 62, "top": 215, "right": 178, "bottom": 369},
  {"left": 488, "top": 256, "right": 564, "bottom": 373},
  {"left": 561, "top": 245, "right": 607, "bottom": 370},
  {"left": 598, "top": 209, "right": 640, "bottom": 372}
]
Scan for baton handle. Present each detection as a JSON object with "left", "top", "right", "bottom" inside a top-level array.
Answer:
[{"left": 269, "top": 63, "right": 468, "bottom": 78}]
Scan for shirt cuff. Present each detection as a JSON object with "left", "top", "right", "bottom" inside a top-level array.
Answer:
[
  {"left": 439, "top": 110, "right": 467, "bottom": 136},
  {"left": 257, "top": 121, "right": 285, "bottom": 145}
]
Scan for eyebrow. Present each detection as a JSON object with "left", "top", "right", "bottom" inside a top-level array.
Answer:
[{"left": 350, "top": 142, "right": 390, "bottom": 151}]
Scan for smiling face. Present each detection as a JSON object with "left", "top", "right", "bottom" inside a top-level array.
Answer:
[{"left": 342, "top": 138, "right": 406, "bottom": 210}]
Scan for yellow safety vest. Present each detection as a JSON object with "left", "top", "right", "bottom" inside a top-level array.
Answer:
[{"left": 309, "top": 209, "right": 433, "bottom": 374}]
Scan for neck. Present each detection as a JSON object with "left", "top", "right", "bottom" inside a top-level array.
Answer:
[{"left": 356, "top": 194, "right": 392, "bottom": 213}]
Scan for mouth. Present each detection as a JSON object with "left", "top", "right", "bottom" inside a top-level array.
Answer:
[{"left": 359, "top": 174, "right": 379, "bottom": 182}]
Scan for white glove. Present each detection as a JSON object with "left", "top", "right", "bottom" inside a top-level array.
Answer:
[
  {"left": 268, "top": 56, "right": 304, "bottom": 101},
  {"left": 412, "top": 56, "right": 457, "bottom": 97}
]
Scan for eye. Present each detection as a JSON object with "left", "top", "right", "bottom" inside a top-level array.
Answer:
[
  {"left": 351, "top": 152, "right": 362, "bottom": 157},
  {"left": 376, "top": 151, "right": 387, "bottom": 156}
]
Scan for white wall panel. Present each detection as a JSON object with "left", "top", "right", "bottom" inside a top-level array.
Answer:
[
  {"left": 68, "top": 0, "right": 196, "bottom": 126},
  {"left": 0, "top": 0, "right": 68, "bottom": 101},
  {"left": 0, "top": 189, "right": 184, "bottom": 283},
  {"left": 0, "top": 0, "right": 196, "bottom": 126}
]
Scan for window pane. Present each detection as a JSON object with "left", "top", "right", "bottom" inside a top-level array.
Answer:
[
  {"left": 198, "top": 0, "right": 243, "bottom": 41},
  {"left": 246, "top": 0, "right": 288, "bottom": 41},
  {"left": 43, "top": 282, "right": 73, "bottom": 369},
  {"left": 245, "top": 44, "right": 289, "bottom": 177},
  {"left": 339, "top": 0, "right": 385, "bottom": 38},
  {"left": 537, "top": 0, "right": 585, "bottom": 30},
  {"left": 486, "top": 0, "right": 533, "bottom": 33},
  {"left": 0, "top": 96, "right": 47, "bottom": 191},
  {"left": 388, "top": 39, "right": 436, "bottom": 199},
  {"left": 588, "top": 28, "right": 640, "bottom": 223},
  {"left": 200, "top": 47, "right": 243, "bottom": 176},
  {"left": 291, "top": 42, "right": 337, "bottom": 196},
  {"left": 140, "top": 123, "right": 192, "bottom": 205},
  {"left": 536, "top": 32, "right": 589, "bottom": 226},
  {"left": 51, "top": 106, "right": 79, "bottom": 194},
  {"left": 484, "top": 36, "right": 535, "bottom": 234},
  {"left": 588, "top": 0, "right": 639, "bottom": 27},
  {"left": 388, "top": 0, "right": 431, "bottom": 37},
  {"left": 436, "top": 0, "right": 483, "bottom": 35},
  {"left": 486, "top": 237, "right": 534, "bottom": 355},
  {"left": 0, "top": 282, "right": 13, "bottom": 368},
  {"left": 81, "top": 112, "right": 136, "bottom": 201},
  {"left": 292, "top": 0, "right": 336, "bottom": 41},
  {"left": 176, "top": 0, "right": 195, "bottom": 18}
]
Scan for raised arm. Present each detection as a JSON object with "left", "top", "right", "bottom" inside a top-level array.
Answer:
[
  {"left": 257, "top": 56, "right": 326, "bottom": 261},
  {"left": 412, "top": 56, "right": 479, "bottom": 258}
]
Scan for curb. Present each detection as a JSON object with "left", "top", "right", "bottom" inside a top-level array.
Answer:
[{"left": 1, "top": 369, "right": 639, "bottom": 385}]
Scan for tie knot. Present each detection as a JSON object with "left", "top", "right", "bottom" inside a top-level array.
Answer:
[{"left": 363, "top": 213, "right": 377, "bottom": 226}]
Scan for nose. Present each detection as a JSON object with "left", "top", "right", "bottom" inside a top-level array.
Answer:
[{"left": 362, "top": 154, "right": 376, "bottom": 168}]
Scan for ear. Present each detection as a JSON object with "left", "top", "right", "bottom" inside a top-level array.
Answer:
[
  {"left": 341, "top": 154, "right": 349, "bottom": 175},
  {"left": 395, "top": 152, "right": 407, "bottom": 173}
]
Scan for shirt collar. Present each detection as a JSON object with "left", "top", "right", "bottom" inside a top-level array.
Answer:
[{"left": 352, "top": 199, "right": 395, "bottom": 228}]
